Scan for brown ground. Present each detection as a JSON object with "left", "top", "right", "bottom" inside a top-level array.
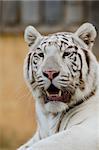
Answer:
[{"left": 0, "top": 34, "right": 36, "bottom": 150}]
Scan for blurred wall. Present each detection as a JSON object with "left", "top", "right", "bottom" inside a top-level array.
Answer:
[{"left": 0, "top": 1, "right": 96, "bottom": 31}]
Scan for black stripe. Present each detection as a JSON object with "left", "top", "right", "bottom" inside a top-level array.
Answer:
[
  {"left": 68, "top": 45, "right": 73, "bottom": 49},
  {"left": 60, "top": 42, "right": 63, "bottom": 51},
  {"left": 62, "top": 37, "right": 69, "bottom": 41},
  {"left": 27, "top": 54, "right": 35, "bottom": 85},
  {"left": 77, "top": 53, "right": 83, "bottom": 80},
  {"left": 61, "top": 40, "right": 68, "bottom": 45},
  {"left": 28, "top": 42, "right": 34, "bottom": 47},
  {"left": 27, "top": 53, "right": 32, "bottom": 70},
  {"left": 37, "top": 47, "right": 42, "bottom": 51},
  {"left": 30, "top": 81, "right": 34, "bottom": 84},
  {"left": 74, "top": 46, "right": 78, "bottom": 50},
  {"left": 41, "top": 42, "right": 47, "bottom": 45},
  {"left": 56, "top": 112, "right": 66, "bottom": 132}
]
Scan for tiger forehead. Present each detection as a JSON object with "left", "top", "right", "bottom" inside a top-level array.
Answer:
[
  {"left": 41, "top": 33, "right": 73, "bottom": 45},
  {"left": 39, "top": 33, "right": 76, "bottom": 52}
]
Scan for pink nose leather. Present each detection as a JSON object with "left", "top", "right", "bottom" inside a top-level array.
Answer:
[{"left": 43, "top": 70, "right": 59, "bottom": 80}]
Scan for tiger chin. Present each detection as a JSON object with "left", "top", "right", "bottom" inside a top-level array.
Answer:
[{"left": 18, "top": 23, "right": 99, "bottom": 150}]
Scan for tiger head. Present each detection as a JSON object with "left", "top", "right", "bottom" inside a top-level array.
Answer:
[{"left": 24, "top": 23, "right": 98, "bottom": 113}]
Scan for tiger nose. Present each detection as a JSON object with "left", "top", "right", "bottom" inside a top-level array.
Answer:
[{"left": 43, "top": 70, "right": 60, "bottom": 80}]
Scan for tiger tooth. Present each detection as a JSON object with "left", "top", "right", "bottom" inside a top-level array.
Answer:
[
  {"left": 46, "top": 91, "right": 50, "bottom": 96},
  {"left": 59, "top": 90, "right": 61, "bottom": 96}
]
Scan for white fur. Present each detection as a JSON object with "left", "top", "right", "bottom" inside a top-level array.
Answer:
[
  {"left": 18, "top": 23, "right": 99, "bottom": 150},
  {"left": 45, "top": 101, "right": 69, "bottom": 113},
  {"left": 18, "top": 88, "right": 99, "bottom": 150}
]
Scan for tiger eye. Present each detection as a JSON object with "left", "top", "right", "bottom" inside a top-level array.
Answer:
[{"left": 62, "top": 52, "right": 71, "bottom": 58}]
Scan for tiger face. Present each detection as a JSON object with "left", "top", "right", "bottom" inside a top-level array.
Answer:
[{"left": 24, "top": 23, "right": 98, "bottom": 113}]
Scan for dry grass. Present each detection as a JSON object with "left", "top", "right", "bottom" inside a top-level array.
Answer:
[{"left": 0, "top": 34, "right": 36, "bottom": 150}]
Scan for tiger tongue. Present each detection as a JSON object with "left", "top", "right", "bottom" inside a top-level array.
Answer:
[
  {"left": 48, "top": 95, "right": 63, "bottom": 101},
  {"left": 46, "top": 91, "right": 71, "bottom": 103}
]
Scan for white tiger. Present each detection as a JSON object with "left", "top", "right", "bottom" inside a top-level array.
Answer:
[{"left": 18, "top": 23, "right": 99, "bottom": 150}]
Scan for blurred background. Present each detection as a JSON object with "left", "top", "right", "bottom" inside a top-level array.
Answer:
[{"left": 0, "top": 1, "right": 99, "bottom": 150}]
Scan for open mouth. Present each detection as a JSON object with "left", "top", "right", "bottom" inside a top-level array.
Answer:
[{"left": 45, "top": 84, "right": 72, "bottom": 103}]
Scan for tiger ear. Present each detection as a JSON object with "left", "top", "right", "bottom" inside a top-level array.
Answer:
[
  {"left": 24, "top": 26, "right": 42, "bottom": 47},
  {"left": 75, "top": 23, "right": 97, "bottom": 50}
]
